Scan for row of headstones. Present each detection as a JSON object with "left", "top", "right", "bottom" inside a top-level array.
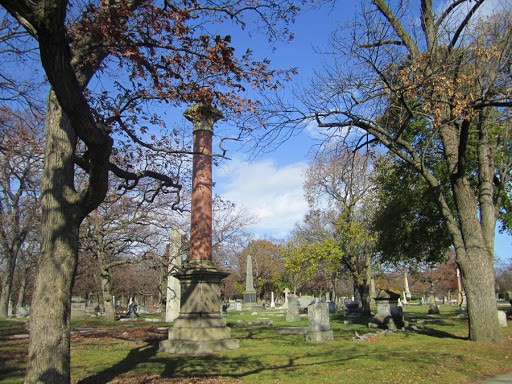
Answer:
[
  {"left": 369, "top": 290, "right": 509, "bottom": 330},
  {"left": 69, "top": 296, "right": 154, "bottom": 318}
]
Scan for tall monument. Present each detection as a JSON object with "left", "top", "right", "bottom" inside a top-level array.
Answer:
[
  {"left": 159, "top": 103, "right": 239, "bottom": 354},
  {"left": 165, "top": 229, "right": 181, "bottom": 322},
  {"left": 243, "top": 255, "right": 256, "bottom": 304}
]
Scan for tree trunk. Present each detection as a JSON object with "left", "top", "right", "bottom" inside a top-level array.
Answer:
[
  {"left": 0, "top": 253, "right": 15, "bottom": 318},
  {"left": 355, "top": 282, "right": 371, "bottom": 314},
  {"left": 25, "top": 93, "right": 82, "bottom": 384},
  {"left": 16, "top": 264, "right": 28, "bottom": 312},
  {"left": 101, "top": 270, "right": 115, "bottom": 322},
  {"left": 458, "top": 246, "right": 501, "bottom": 341},
  {"left": 451, "top": 178, "right": 502, "bottom": 342}
]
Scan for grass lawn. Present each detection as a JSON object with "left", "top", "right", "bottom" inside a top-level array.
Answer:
[{"left": 1, "top": 304, "right": 511, "bottom": 383}]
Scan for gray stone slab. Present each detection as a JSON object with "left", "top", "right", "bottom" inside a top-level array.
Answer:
[{"left": 278, "top": 327, "right": 308, "bottom": 334}]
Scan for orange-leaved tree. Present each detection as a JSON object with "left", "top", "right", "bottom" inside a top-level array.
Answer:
[{"left": 0, "top": 1, "right": 300, "bottom": 382}]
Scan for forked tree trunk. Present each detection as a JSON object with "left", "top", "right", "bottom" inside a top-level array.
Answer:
[
  {"left": 351, "top": 254, "right": 372, "bottom": 315},
  {"left": 354, "top": 280, "right": 371, "bottom": 315},
  {"left": 25, "top": 93, "right": 82, "bottom": 384}
]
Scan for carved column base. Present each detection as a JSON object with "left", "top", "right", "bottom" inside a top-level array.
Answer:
[{"left": 159, "top": 260, "right": 239, "bottom": 354}]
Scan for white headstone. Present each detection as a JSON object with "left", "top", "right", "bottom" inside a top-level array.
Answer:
[
  {"left": 166, "top": 229, "right": 182, "bottom": 322},
  {"left": 283, "top": 288, "right": 290, "bottom": 308},
  {"left": 270, "top": 292, "right": 276, "bottom": 308},
  {"left": 498, "top": 310, "right": 508, "bottom": 327}
]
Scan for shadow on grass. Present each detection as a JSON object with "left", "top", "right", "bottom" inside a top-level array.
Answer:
[
  {"left": 413, "top": 328, "right": 467, "bottom": 340},
  {"left": 76, "top": 339, "right": 160, "bottom": 384},
  {"left": 75, "top": 315, "right": 468, "bottom": 383},
  {"left": 76, "top": 338, "right": 374, "bottom": 383}
]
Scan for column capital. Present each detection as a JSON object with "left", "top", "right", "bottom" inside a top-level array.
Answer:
[{"left": 184, "top": 102, "right": 224, "bottom": 133}]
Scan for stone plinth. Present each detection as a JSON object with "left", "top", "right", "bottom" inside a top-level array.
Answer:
[
  {"left": 369, "top": 290, "right": 404, "bottom": 330},
  {"left": 159, "top": 259, "right": 239, "bottom": 354}
]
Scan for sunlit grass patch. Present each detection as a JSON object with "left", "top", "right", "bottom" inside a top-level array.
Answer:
[{"left": 1, "top": 305, "right": 511, "bottom": 383}]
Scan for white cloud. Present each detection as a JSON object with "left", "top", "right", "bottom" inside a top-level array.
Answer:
[{"left": 214, "top": 158, "right": 309, "bottom": 239}]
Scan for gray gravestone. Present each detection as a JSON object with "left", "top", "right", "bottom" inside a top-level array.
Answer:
[
  {"left": 305, "top": 302, "right": 334, "bottom": 342},
  {"left": 427, "top": 290, "right": 440, "bottom": 314},
  {"left": 16, "top": 306, "right": 29, "bottom": 318},
  {"left": 298, "top": 295, "right": 315, "bottom": 310},
  {"left": 286, "top": 295, "right": 300, "bottom": 322},
  {"left": 498, "top": 310, "right": 508, "bottom": 327},
  {"left": 71, "top": 297, "right": 87, "bottom": 317},
  {"left": 166, "top": 229, "right": 181, "bottom": 322}
]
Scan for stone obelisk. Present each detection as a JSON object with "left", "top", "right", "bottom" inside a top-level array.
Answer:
[
  {"left": 165, "top": 229, "right": 181, "bottom": 322},
  {"left": 243, "top": 255, "right": 256, "bottom": 305},
  {"left": 159, "top": 103, "right": 239, "bottom": 354}
]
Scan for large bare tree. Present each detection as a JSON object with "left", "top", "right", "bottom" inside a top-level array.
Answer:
[
  {"left": 78, "top": 188, "right": 172, "bottom": 321},
  {"left": 0, "top": 109, "right": 43, "bottom": 318},
  {"left": 303, "top": 150, "right": 378, "bottom": 313},
  {"left": 0, "top": 1, "right": 300, "bottom": 382}
]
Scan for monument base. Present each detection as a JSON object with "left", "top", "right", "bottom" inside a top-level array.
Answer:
[
  {"left": 159, "top": 259, "right": 239, "bottom": 354},
  {"left": 306, "top": 329, "right": 334, "bottom": 343},
  {"left": 159, "top": 316, "right": 239, "bottom": 353}
]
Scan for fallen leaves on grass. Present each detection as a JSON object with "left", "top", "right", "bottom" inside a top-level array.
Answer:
[{"left": 102, "top": 374, "right": 241, "bottom": 383}]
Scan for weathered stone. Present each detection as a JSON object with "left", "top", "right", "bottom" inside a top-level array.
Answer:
[
  {"left": 369, "top": 290, "right": 404, "bottom": 330},
  {"left": 305, "top": 302, "right": 334, "bottom": 343},
  {"left": 498, "top": 310, "right": 508, "bottom": 327},
  {"left": 166, "top": 229, "right": 182, "bottom": 322},
  {"left": 298, "top": 296, "right": 315, "bottom": 310},
  {"left": 286, "top": 295, "right": 300, "bottom": 322},
  {"left": 71, "top": 297, "right": 87, "bottom": 318},
  {"left": 278, "top": 327, "right": 308, "bottom": 334},
  {"left": 16, "top": 307, "right": 29, "bottom": 318}
]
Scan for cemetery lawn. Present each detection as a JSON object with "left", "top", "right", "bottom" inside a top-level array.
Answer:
[{"left": 1, "top": 305, "right": 511, "bottom": 384}]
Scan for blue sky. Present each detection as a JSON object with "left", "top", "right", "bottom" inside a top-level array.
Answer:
[{"left": 210, "top": 1, "right": 512, "bottom": 262}]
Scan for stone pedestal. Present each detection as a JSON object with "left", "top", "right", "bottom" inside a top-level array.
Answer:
[
  {"left": 159, "top": 259, "right": 239, "bottom": 354},
  {"left": 369, "top": 290, "right": 404, "bottom": 330}
]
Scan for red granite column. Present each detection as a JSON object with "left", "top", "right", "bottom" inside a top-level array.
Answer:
[
  {"left": 159, "top": 103, "right": 239, "bottom": 354},
  {"left": 184, "top": 103, "right": 222, "bottom": 260}
]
